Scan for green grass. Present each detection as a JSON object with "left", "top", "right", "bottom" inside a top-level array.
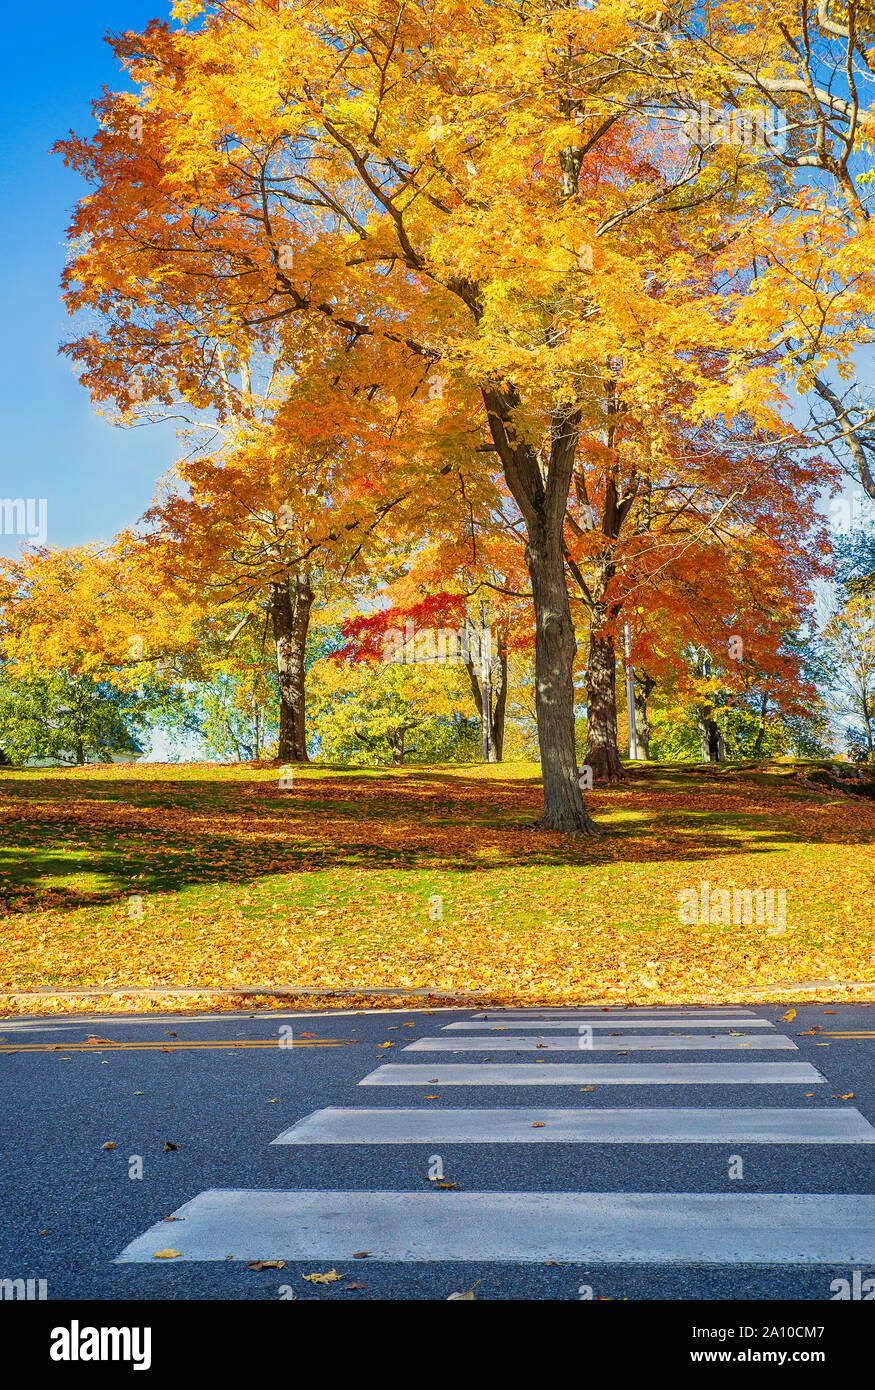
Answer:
[{"left": 0, "top": 758, "right": 872, "bottom": 1007}]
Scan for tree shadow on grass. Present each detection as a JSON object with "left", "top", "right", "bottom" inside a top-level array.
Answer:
[{"left": 0, "top": 765, "right": 873, "bottom": 915}]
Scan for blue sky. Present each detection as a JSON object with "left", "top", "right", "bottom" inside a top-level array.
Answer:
[{"left": 0, "top": 2, "right": 179, "bottom": 560}]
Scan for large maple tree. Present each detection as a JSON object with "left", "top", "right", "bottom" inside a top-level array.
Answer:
[{"left": 56, "top": 0, "right": 807, "bottom": 831}]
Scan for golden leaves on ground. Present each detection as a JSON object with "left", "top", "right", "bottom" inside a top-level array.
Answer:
[{"left": 0, "top": 763, "right": 872, "bottom": 1013}]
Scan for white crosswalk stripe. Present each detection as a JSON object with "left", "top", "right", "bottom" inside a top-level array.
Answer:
[
  {"left": 472, "top": 1008, "right": 757, "bottom": 1019},
  {"left": 270, "top": 1105, "right": 875, "bottom": 1145},
  {"left": 359, "top": 1061, "right": 823, "bottom": 1084},
  {"left": 402, "top": 1034, "right": 797, "bottom": 1051},
  {"left": 116, "top": 1190, "right": 875, "bottom": 1265},
  {"left": 443, "top": 1018, "right": 777, "bottom": 1030},
  {"left": 115, "top": 1006, "right": 875, "bottom": 1273}
]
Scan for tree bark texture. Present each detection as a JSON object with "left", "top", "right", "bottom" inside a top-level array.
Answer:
[
  {"left": 271, "top": 572, "right": 313, "bottom": 762},
  {"left": 482, "top": 384, "right": 598, "bottom": 833},
  {"left": 585, "top": 626, "right": 625, "bottom": 783}
]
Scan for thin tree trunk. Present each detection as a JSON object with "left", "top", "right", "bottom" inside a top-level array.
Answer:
[
  {"left": 569, "top": 384, "right": 636, "bottom": 787},
  {"left": 696, "top": 709, "right": 710, "bottom": 762},
  {"left": 862, "top": 689, "right": 873, "bottom": 756},
  {"left": 463, "top": 626, "right": 508, "bottom": 763},
  {"left": 492, "top": 635, "right": 508, "bottom": 761},
  {"left": 271, "top": 571, "right": 313, "bottom": 762},
  {"left": 633, "top": 673, "right": 655, "bottom": 761},
  {"left": 585, "top": 625, "right": 625, "bottom": 783},
  {"left": 751, "top": 693, "right": 768, "bottom": 759}
]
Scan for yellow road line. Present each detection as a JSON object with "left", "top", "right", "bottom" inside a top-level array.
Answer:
[
  {"left": 0, "top": 1039, "right": 345, "bottom": 1053},
  {"left": 819, "top": 1031, "right": 875, "bottom": 1038}
]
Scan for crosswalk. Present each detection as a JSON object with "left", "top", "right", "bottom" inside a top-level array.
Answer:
[{"left": 116, "top": 1006, "right": 875, "bottom": 1273}]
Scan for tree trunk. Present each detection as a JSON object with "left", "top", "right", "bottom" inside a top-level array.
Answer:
[
  {"left": 463, "top": 627, "right": 508, "bottom": 763},
  {"left": 492, "top": 635, "right": 508, "bottom": 761},
  {"left": 527, "top": 522, "right": 600, "bottom": 832},
  {"left": 481, "top": 384, "right": 597, "bottom": 834},
  {"left": 862, "top": 690, "right": 873, "bottom": 757},
  {"left": 751, "top": 694, "right": 768, "bottom": 759},
  {"left": 585, "top": 626, "right": 625, "bottom": 783},
  {"left": 389, "top": 722, "right": 418, "bottom": 765},
  {"left": 633, "top": 674, "right": 655, "bottom": 761},
  {"left": 696, "top": 709, "right": 710, "bottom": 762},
  {"left": 270, "top": 571, "right": 313, "bottom": 762}
]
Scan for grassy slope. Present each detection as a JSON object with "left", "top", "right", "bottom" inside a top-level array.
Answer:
[{"left": 0, "top": 759, "right": 872, "bottom": 1010}]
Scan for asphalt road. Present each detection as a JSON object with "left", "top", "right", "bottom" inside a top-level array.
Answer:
[{"left": 1, "top": 1001, "right": 873, "bottom": 1302}]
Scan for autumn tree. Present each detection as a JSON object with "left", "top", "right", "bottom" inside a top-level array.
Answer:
[
  {"left": 308, "top": 649, "right": 477, "bottom": 765},
  {"left": 55, "top": 0, "right": 848, "bottom": 830},
  {"left": 822, "top": 591, "right": 875, "bottom": 757},
  {"left": 334, "top": 495, "right": 531, "bottom": 763},
  {"left": 627, "top": 5, "right": 875, "bottom": 501},
  {"left": 564, "top": 379, "right": 834, "bottom": 779}
]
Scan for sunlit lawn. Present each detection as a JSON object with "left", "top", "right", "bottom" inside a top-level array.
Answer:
[{"left": 0, "top": 759, "right": 872, "bottom": 1009}]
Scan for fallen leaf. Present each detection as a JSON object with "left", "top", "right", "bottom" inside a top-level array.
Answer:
[
  {"left": 531, "top": 1122, "right": 545, "bottom": 1128},
  {"left": 247, "top": 1260, "right": 285, "bottom": 1270},
  {"left": 163, "top": 1141, "right": 178, "bottom": 1151},
  {"left": 447, "top": 1278, "right": 482, "bottom": 1300},
  {"left": 163, "top": 1216, "right": 185, "bottom": 1222},
  {"left": 352, "top": 1251, "right": 371, "bottom": 1258},
  {"left": 781, "top": 1008, "right": 796, "bottom": 1022},
  {"left": 302, "top": 1269, "right": 343, "bottom": 1283},
  {"left": 377, "top": 1041, "right": 395, "bottom": 1048},
  {"left": 343, "top": 1283, "right": 363, "bottom": 1291},
  {"left": 152, "top": 1249, "right": 182, "bottom": 1259},
  {"left": 100, "top": 1141, "right": 115, "bottom": 1150}
]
